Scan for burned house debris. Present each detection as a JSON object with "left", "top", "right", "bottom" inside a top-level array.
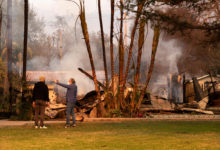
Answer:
[
  {"left": 77, "top": 69, "right": 220, "bottom": 116},
  {"left": 26, "top": 70, "right": 220, "bottom": 119},
  {"left": 26, "top": 70, "right": 106, "bottom": 119},
  {"left": 185, "top": 75, "right": 220, "bottom": 104},
  {"left": 137, "top": 74, "right": 220, "bottom": 116},
  {"left": 168, "top": 74, "right": 183, "bottom": 104}
]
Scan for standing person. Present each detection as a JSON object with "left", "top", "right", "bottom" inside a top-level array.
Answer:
[
  {"left": 32, "top": 76, "right": 49, "bottom": 129},
  {"left": 54, "top": 78, "right": 77, "bottom": 128}
]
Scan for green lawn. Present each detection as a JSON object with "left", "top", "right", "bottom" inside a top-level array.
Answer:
[{"left": 0, "top": 121, "right": 220, "bottom": 150}]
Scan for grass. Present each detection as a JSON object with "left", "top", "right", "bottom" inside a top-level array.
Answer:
[{"left": 0, "top": 121, "right": 220, "bottom": 150}]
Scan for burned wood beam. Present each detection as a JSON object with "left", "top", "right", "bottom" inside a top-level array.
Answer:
[
  {"left": 192, "top": 77, "right": 204, "bottom": 101},
  {"left": 183, "top": 74, "right": 186, "bottom": 103},
  {"left": 209, "top": 72, "right": 216, "bottom": 95},
  {"left": 180, "top": 108, "right": 214, "bottom": 115},
  {"left": 78, "top": 68, "right": 106, "bottom": 90}
]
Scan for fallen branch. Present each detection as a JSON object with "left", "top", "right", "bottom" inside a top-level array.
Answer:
[
  {"left": 180, "top": 108, "right": 214, "bottom": 115},
  {"left": 78, "top": 68, "right": 106, "bottom": 90}
]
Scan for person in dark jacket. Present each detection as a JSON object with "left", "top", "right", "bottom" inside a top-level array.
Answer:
[
  {"left": 54, "top": 78, "right": 77, "bottom": 128},
  {"left": 33, "top": 76, "right": 49, "bottom": 129}
]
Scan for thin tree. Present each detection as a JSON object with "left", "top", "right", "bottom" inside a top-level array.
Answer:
[
  {"left": 78, "top": 1, "right": 106, "bottom": 117},
  {"left": 121, "top": 2, "right": 144, "bottom": 106},
  {"left": 98, "top": 0, "right": 109, "bottom": 91},
  {"left": 21, "top": 0, "right": 28, "bottom": 102},
  {"left": 6, "top": 0, "right": 12, "bottom": 111},
  {"left": 3, "top": 30, "right": 9, "bottom": 97},
  {"left": 22, "top": 0, "right": 28, "bottom": 82},
  {"left": 130, "top": 18, "right": 145, "bottom": 113},
  {"left": 0, "top": 1, "right": 3, "bottom": 51},
  {"left": 118, "top": 0, "right": 126, "bottom": 110},
  {"left": 110, "top": 0, "right": 116, "bottom": 109},
  {"left": 136, "top": 26, "right": 160, "bottom": 111}
]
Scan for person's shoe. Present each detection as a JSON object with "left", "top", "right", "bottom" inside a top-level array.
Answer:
[
  {"left": 65, "top": 124, "right": 70, "bottom": 128},
  {"left": 40, "top": 126, "right": 48, "bottom": 129},
  {"left": 35, "top": 126, "right": 38, "bottom": 129},
  {"left": 71, "top": 124, "right": 76, "bottom": 127}
]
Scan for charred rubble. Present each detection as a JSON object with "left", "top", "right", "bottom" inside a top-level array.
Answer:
[{"left": 27, "top": 70, "right": 220, "bottom": 119}]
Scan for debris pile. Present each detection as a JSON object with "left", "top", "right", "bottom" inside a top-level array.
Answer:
[
  {"left": 140, "top": 74, "right": 220, "bottom": 116},
  {"left": 29, "top": 70, "right": 220, "bottom": 119}
]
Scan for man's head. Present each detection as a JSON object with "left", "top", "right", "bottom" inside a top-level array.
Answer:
[
  {"left": 39, "top": 76, "right": 45, "bottom": 82},
  {"left": 68, "top": 78, "right": 75, "bottom": 84}
]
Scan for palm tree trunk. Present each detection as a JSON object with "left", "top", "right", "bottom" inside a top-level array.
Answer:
[
  {"left": 0, "top": 8, "right": 2, "bottom": 51},
  {"left": 3, "top": 29, "right": 9, "bottom": 96},
  {"left": 79, "top": 3, "right": 105, "bottom": 117},
  {"left": 6, "top": 0, "right": 13, "bottom": 111},
  {"left": 22, "top": 0, "right": 28, "bottom": 82},
  {"left": 7, "top": 0, "right": 12, "bottom": 77},
  {"left": 98, "top": 0, "right": 109, "bottom": 91},
  {"left": 121, "top": 3, "right": 144, "bottom": 109},
  {"left": 130, "top": 19, "right": 145, "bottom": 113},
  {"left": 110, "top": 0, "right": 116, "bottom": 109},
  {"left": 22, "top": 0, "right": 28, "bottom": 102},
  {"left": 136, "top": 26, "right": 160, "bottom": 111},
  {"left": 118, "top": 0, "right": 126, "bottom": 110}
]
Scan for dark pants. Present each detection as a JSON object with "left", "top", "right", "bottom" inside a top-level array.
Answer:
[
  {"left": 66, "top": 101, "right": 76, "bottom": 125},
  {"left": 35, "top": 100, "right": 46, "bottom": 127}
]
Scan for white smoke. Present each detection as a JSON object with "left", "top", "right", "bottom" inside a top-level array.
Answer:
[
  {"left": 141, "top": 28, "right": 183, "bottom": 97},
  {"left": 27, "top": 38, "right": 99, "bottom": 95}
]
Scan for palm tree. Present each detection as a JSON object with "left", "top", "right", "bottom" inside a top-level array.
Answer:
[
  {"left": 79, "top": 1, "right": 106, "bottom": 117},
  {"left": 23, "top": 0, "right": 28, "bottom": 82},
  {"left": 110, "top": 0, "right": 116, "bottom": 109},
  {"left": 121, "top": 2, "right": 144, "bottom": 109},
  {"left": 0, "top": 2, "right": 3, "bottom": 51},
  {"left": 136, "top": 26, "right": 160, "bottom": 111},
  {"left": 98, "top": 0, "right": 109, "bottom": 91},
  {"left": 21, "top": 0, "right": 29, "bottom": 105},
  {"left": 130, "top": 19, "right": 145, "bottom": 113},
  {"left": 118, "top": 0, "right": 126, "bottom": 110},
  {"left": 5, "top": 0, "right": 12, "bottom": 110}
]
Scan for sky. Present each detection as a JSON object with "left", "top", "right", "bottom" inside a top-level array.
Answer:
[{"left": 29, "top": 0, "right": 112, "bottom": 33}]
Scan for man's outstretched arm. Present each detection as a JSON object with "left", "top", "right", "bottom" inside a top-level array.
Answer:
[{"left": 54, "top": 80, "right": 71, "bottom": 89}]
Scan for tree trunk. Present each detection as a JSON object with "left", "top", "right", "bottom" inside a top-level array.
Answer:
[
  {"left": 121, "top": 3, "right": 144, "bottom": 109},
  {"left": 3, "top": 29, "right": 9, "bottom": 96},
  {"left": 98, "top": 0, "right": 109, "bottom": 90},
  {"left": 22, "top": 0, "right": 28, "bottom": 82},
  {"left": 136, "top": 26, "right": 160, "bottom": 111},
  {"left": 130, "top": 19, "right": 145, "bottom": 113},
  {"left": 22, "top": 0, "right": 28, "bottom": 102},
  {"left": 6, "top": 0, "right": 13, "bottom": 111},
  {"left": 0, "top": 8, "right": 2, "bottom": 51},
  {"left": 7, "top": 0, "right": 12, "bottom": 77},
  {"left": 110, "top": 0, "right": 116, "bottom": 109},
  {"left": 118, "top": 0, "right": 126, "bottom": 110},
  {"left": 79, "top": 3, "right": 106, "bottom": 117}
]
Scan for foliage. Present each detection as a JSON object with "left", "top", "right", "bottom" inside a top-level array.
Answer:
[
  {"left": 0, "top": 96, "right": 10, "bottom": 112},
  {"left": 17, "top": 85, "right": 33, "bottom": 121},
  {"left": 125, "top": 0, "right": 220, "bottom": 75},
  {"left": 106, "top": 109, "right": 123, "bottom": 117}
]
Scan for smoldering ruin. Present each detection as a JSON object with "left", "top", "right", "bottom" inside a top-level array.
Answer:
[
  {"left": 1, "top": 0, "right": 220, "bottom": 120},
  {"left": 25, "top": 27, "right": 220, "bottom": 119},
  {"left": 26, "top": 68, "right": 220, "bottom": 119}
]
